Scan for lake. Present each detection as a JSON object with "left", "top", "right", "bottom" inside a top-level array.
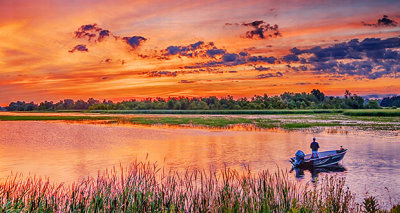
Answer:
[{"left": 0, "top": 120, "right": 399, "bottom": 206}]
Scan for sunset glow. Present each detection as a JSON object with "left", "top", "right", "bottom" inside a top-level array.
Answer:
[{"left": 1, "top": 0, "right": 400, "bottom": 105}]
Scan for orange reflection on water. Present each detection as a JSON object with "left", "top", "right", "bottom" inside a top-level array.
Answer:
[
  {"left": 0, "top": 120, "right": 305, "bottom": 184},
  {"left": 0, "top": 120, "right": 399, "bottom": 206}
]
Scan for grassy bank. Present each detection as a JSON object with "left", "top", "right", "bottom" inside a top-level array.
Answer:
[
  {"left": 90, "top": 109, "right": 344, "bottom": 115},
  {"left": 1, "top": 114, "right": 399, "bottom": 131},
  {"left": 89, "top": 109, "right": 400, "bottom": 117},
  {"left": 343, "top": 109, "right": 400, "bottom": 117},
  {"left": 0, "top": 115, "right": 113, "bottom": 121},
  {"left": 0, "top": 160, "right": 397, "bottom": 212}
]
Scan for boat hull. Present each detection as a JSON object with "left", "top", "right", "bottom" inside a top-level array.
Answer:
[{"left": 290, "top": 149, "right": 347, "bottom": 168}]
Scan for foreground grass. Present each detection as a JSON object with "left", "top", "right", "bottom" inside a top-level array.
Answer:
[{"left": 0, "top": 160, "right": 397, "bottom": 212}]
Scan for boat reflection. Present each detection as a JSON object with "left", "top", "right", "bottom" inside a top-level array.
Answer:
[{"left": 292, "top": 165, "right": 347, "bottom": 182}]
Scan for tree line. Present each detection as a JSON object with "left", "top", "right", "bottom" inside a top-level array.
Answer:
[
  {"left": 4, "top": 89, "right": 387, "bottom": 111},
  {"left": 380, "top": 96, "right": 400, "bottom": 107}
]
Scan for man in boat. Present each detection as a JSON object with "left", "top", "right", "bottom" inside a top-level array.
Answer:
[{"left": 310, "top": 137, "right": 319, "bottom": 158}]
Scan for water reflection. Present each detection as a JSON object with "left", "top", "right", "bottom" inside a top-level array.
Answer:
[
  {"left": 0, "top": 120, "right": 399, "bottom": 207},
  {"left": 292, "top": 165, "right": 347, "bottom": 183}
]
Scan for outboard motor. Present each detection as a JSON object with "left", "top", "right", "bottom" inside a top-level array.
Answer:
[{"left": 293, "top": 150, "right": 305, "bottom": 167}]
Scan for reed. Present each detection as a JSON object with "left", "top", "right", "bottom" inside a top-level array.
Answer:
[
  {"left": 1, "top": 160, "right": 384, "bottom": 212},
  {"left": 343, "top": 109, "right": 400, "bottom": 117}
]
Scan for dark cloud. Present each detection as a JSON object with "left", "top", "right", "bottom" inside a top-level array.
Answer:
[
  {"left": 284, "top": 37, "right": 400, "bottom": 79},
  {"left": 247, "top": 55, "right": 277, "bottom": 63},
  {"left": 179, "top": 80, "right": 195, "bottom": 83},
  {"left": 222, "top": 53, "right": 239, "bottom": 62},
  {"left": 147, "top": 71, "right": 178, "bottom": 77},
  {"left": 282, "top": 54, "right": 299, "bottom": 63},
  {"left": 242, "top": 20, "right": 281, "bottom": 39},
  {"left": 295, "top": 82, "right": 311, "bottom": 85},
  {"left": 68, "top": 44, "right": 88, "bottom": 53},
  {"left": 163, "top": 41, "right": 211, "bottom": 57},
  {"left": 239, "top": 51, "right": 248, "bottom": 56},
  {"left": 73, "top": 23, "right": 146, "bottom": 51},
  {"left": 184, "top": 51, "right": 277, "bottom": 68},
  {"left": 225, "top": 23, "right": 239, "bottom": 26},
  {"left": 206, "top": 48, "right": 226, "bottom": 58},
  {"left": 123, "top": 36, "right": 147, "bottom": 50},
  {"left": 254, "top": 65, "right": 270, "bottom": 71},
  {"left": 161, "top": 40, "right": 278, "bottom": 70},
  {"left": 74, "top": 24, "right": 112, "bottom": 42},
  {"left": 256, "top": 72, "right": 283, "bottom": 79},
  {"left": 98, "top": 30, "right": 111, "bottom": 42},
  {"left": 363, "top": 15, "right": 398, "bottom": 27},
  {"left": 225, "top": 20, "right": 281, "bottom": 39}
]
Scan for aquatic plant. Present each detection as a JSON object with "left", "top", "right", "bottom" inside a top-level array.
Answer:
[
  {"left": 343, "top": 109, "right": 400, "bottom": 117},
  {"left": 0, "top": 160, "right": 379, "bottom": 212}
]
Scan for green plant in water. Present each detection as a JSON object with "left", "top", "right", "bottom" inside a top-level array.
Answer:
[{"left": 363, "top": 196, "right": 381, "bottom": 213}]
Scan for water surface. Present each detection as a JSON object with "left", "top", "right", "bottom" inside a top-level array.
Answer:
[{"left": 0, "top": 120, "right": 399, "bottom": 206}]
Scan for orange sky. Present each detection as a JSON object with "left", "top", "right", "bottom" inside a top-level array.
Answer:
[{"left": 1, "top": 0, "right": 400, "bottom": 105}]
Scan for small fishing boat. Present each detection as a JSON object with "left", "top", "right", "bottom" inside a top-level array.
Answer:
[{"left": 290, "top": 148, "right": 347, "bottom": 168}]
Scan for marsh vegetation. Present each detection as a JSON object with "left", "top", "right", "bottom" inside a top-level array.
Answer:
[{"left": 1, "top": 160, "right": 398, "bottom": 212}]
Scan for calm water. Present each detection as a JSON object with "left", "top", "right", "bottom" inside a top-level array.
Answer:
[{"left": 0, "top": 121, "right": 399, "bottom": 205}]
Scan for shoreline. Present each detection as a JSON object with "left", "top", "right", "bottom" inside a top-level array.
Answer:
[{"left": 1, "top": 111, "right": 399, "bottom": 131}]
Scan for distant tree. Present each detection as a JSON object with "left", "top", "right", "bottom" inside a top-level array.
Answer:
[
  {"left": 63, "top": 99, "right": 74, "bottom": 109},
  {"left": 365, "top": 100, "right": 381, "bottom": 109},
  {"left": 311, "top": 89, "right": 325, "bottom": 102},
  {"left": 75, "top": 100, "right": 88, "bottom": 109},
  {"left": 381, "top": 96, "right": 400, "bottom": 107},
  {"left": 87, "top": 98, "right": 100, "bottom": 106},
  {"left": 6, "top": 89, "right": 371, "bottom": 111},
  {"left": 345, "top": 90, "right": 352, "bottom": 99}
]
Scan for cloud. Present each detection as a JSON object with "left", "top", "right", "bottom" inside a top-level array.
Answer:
[
  {"left": 68, "top": 44, "right": 88, "bottom": 53},
  {"left": 146, "top": 71, "right": 178, "bottom": 77},
  {"left": 284, "top": 37, "right": 400, "bottom": 79},
  {"left": 282, "top": 54, "right": 299, "bottom": 63},
  {"left": 98, "top": 30, "right": 111, "bottom": 42},
  {"left": 225, "top": 20, "right": 281, "bottom": 39},
  {"left": 179, "top": 80, "right": 195, "bottom": 83},
  {"left": 160, "top": 40, "right": 278, "bottom": 70},
  {"left": 222, "top": 53, "right": 239, "bottom": 62},
  {"left": 247, "top": 55, "right": 277, "bottom": 63},
  {"left": 206, "top": 48, "right": 226, "bottom": 58},
  {"left": 73, "top": 23, "right": 146, "bottom": 51},
  {"left": 163, "top": 41, "right": 213, "bottom": 57},
  {"left": 74, "top": 24, "right": 112, "bottom": 42},
  {"left": 184, "top": 51, "right": 277, "bottom": 69},
  {"left": 295, "top": 82, "right": 311, "bottom": 85},
  {"left": 256, "top": 72, "right": 283, "bottom": 79},
  {"left": 254, "top": 65, "right": 270, "bottom": 71},
  {"left": 123, "top": 36, "right": 147, "bottom": 50},
  {"left": 363, "top": 15, "right": 398, "bottom": 27},
  {"left": 242, "top": 20, "right": 281, "bottom": 39}
]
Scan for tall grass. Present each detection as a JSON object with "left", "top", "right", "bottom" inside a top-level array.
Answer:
[
  {"left": 343, "top": 109, "right": 400, "bottom": 117},
  {"left": 0, "top": 160, "right": 366, "bottom": 212}
]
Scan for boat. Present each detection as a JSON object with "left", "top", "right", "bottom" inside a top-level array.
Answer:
[{"left": 290, "top": 148, "right": 347, "bottom": 168}]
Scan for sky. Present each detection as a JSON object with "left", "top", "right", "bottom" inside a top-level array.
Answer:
[{"left": 1, "top": 0, "right": 400, "bottom": 105}]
